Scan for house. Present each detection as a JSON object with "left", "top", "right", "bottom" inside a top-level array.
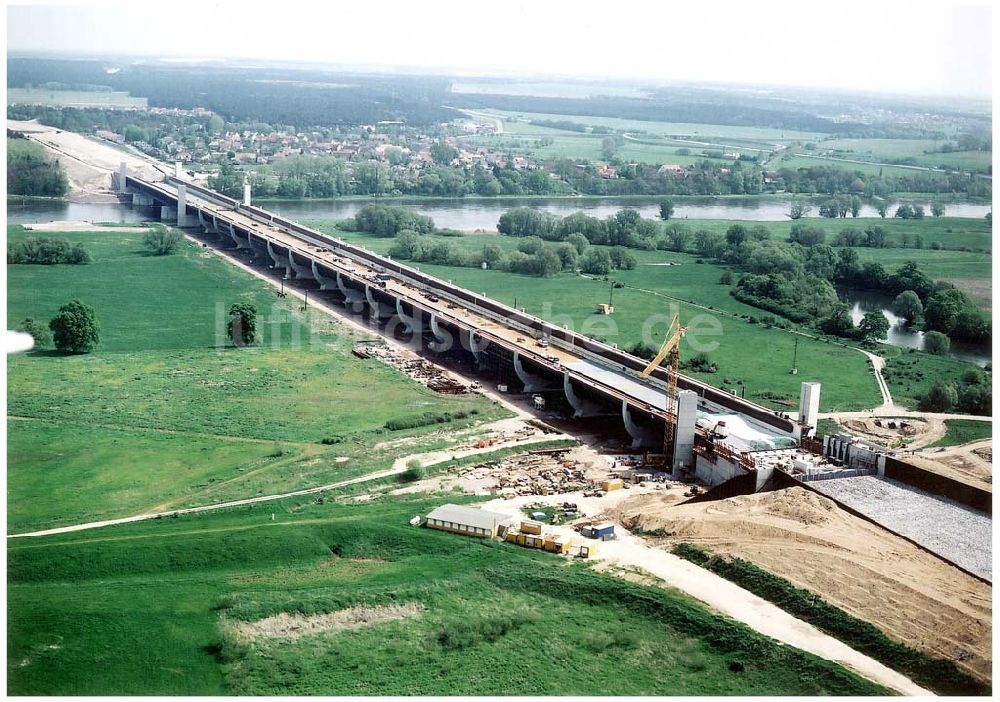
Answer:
[
  {"left": 425, "top": 504, "right": 510, "bottom": 538},
  {"left": 658, "top": 163, "right": 685, "bottom": 175}
]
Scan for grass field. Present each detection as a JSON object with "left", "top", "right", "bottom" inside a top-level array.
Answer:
[
  {"left": 816, "top": 138, "right": 992, "bottom": 174},
  {"left": 7, "top": 87, "right": 147, "bottom": 108},
  {"left": 774, "top": 153, "right": 950, "bottom": 178},
  {"left": 7, "top": 493, "right": 890, "bottom": 696},
  {"left": 928, "top": 419, "right": 993, "bottom": 448},
  {"left": 480, "top": 109, "right": 829, "bottom": 142},
  {"left": 7, "top": 226, "right": 505, "bottom": 532},
  {"left": 469, "top": 132, "right": 721, "bottom": 166},
  {"left": 881, "top": 347, "right": 989, "bottom": 409}
]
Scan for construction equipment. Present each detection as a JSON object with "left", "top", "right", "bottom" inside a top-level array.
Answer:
[{"left": 640, "top": 314, "right": 687, "bottom": 460}]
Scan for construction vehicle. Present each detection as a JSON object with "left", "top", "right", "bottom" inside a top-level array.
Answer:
[
  {"left": 640, "top": 313, "right": 687, "bottom": 461},
  {"left": 596, "top": 303, "right": 614, "bottom": 315}
]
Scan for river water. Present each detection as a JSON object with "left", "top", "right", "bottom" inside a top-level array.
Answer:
[
  {"left": 847, "top": 291, "right": 990, "bottom": 367},
  {"left": 7, "top": 195, "right": 991, "bottom": 231}
]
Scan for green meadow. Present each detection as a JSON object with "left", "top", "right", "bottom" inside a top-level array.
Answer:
[
  {"left": 7, "top": 226, "right": 505, "bottom": 532},
  {"left": 8, "top": 494, "right": 889, "bottom": 696}
]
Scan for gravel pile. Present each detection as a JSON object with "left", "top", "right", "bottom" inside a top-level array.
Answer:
[{"left": 811, "top": 475, "right": 992, "bottom": 581}]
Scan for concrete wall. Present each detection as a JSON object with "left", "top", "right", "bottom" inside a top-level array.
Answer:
[{"left": 695, "top": 453, "right": 746, "bottom": 486}]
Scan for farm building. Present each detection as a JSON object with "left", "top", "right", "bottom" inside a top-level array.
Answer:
[{"left": 425, "top": 504, "right": 510, "bottom": 538}]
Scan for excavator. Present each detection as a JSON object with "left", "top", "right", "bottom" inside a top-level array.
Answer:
[{"left": 640, "top": 313, "right": 687, "bottom": 460}]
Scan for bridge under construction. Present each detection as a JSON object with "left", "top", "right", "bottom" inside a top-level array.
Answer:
[{"left": 118, "top": 163, "right": 822, "bottom": 485}]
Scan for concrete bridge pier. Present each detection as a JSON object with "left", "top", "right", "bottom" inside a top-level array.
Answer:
[
  {"left": 227, "top": 222, "right": 252, "bottom": 250},
  {"left": 337, "top": 272, "right": 365, "bottom": 310},
  {"left": 464, "top": 330, "right": 489, "bottom": 363},
  {"left": 622, "top": 401, "right": 659, "bottom": 449},
  {"left": 174, "top": 184, "right": 200, "bottom": 227},
  {"left": 159, "top": 205, "right": 178, "bottom": 222},
  {"left": 287, "top": 250, "right": 315, "bottom": 280},
  {"left": 312, "top": 261, "right": 336, "bottom": 290},
  {"left": 267, "top": 241, "right": 293, "bottom": 277},
  {"left": 563, "top": 374, "right": 603, "bottom": 418},
  {"left": 198, "top": 210, "right": 219, "bottom": 234},
  {"left": 132, "top": 191, "right": 156, "bottom": 208},
  {"left": 395, "top": 298, "right": 417, "bottom": 334},
  {"left": 513, "top": 351, "right": 551, "bottom": 393},
  {"left": 365, "top": 285, "right": 390, "bottom": 321},
  {"left": 672, "top": 389, "right": 698, "bottom": 476},
  {"left": 428, "top": 314, "right": 452, "bottom": 352}
]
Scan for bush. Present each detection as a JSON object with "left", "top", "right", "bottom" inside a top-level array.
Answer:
[
  {"left": 49, "top": 299, "right": 100, "bottom": 353},
  {"left": 399, "top": 459, "right": 424, "bottom": 483},
  {"left": 17, "top": 317, "right": 51, "bottom": 349},
  {"left": 923, "top": 330, "right": 951, "bottom": 355},
  {"left": 8, "top": 237, "right": 90, "bottom": 265},
  {"left": 143, "top": 225, "right": 183, "bottom": 255}
]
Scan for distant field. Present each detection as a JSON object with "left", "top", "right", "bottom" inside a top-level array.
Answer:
[
  {"left": 7, "top": 226, "right": 504, "bottom": 532},
  {"left": 8, "top": 493, "right": 889, "bottom": 696},
  {"left": 480, "top": 109, "right": 829, "bottom": 142},
  {"left": 852, "top": 248, "right": 991, "bottom": 309},
  {"left": 816, "top": 138, "right": 991, "bottom": 173},
  {"left": 7, "top": 87, "right": 147, "bottom": 108},
  {"left": 468, "top": 132, "right": 721, "bottom": 165}
]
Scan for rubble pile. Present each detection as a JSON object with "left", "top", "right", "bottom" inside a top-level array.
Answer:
[
  {"left": 353, "top": 340, "right": 471, "bottom": 394},
  {"left": 457, "top": 448, "right": 593, "bottom": 497}
]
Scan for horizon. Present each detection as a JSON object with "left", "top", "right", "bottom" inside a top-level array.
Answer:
[{"left": 6, "top": 0, "right": 993, "bottom": 100}]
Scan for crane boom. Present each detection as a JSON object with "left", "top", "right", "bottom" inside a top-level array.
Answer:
[{"left": 640, "top": 314, "right": 687, "bottom": 463}]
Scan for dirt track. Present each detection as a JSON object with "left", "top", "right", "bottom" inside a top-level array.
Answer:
[
  {"left": 615, "top": 487, "right": 992, "bottom": 683},
  {"left": 9, "top": 119, "right": 165, "bottom": 202}
]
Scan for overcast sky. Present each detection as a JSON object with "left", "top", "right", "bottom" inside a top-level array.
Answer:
[{"left": 6, "top": 0, "right": 993, "bottom": 98}]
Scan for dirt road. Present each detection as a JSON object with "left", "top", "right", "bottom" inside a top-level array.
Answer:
[{"left": 7, "top": 425, "right": 566, "bottom": 540}]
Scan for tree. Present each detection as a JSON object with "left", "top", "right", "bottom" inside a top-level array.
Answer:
[
  {"left": 931, "top": 202, "right": 945, "bottom": 217},
  {"left": 580, "top": 248, "right": 612, "bottom": 275},
  {"left": 609, "top": 246, "right": 636, "bottom": 270},
  {"left": 566, "top": 232, "right": 589, "bottom": 255},
  {"left": 554, "top": 242, "right": 578, "bottom": 271},
  {"left": 920, "top": 381, "right": 957, "bottom": 411},
  {"left": 923, "top": 330, "right": 951, "bottom": 355},
  {"left": 663, "top": 223, "right": 691, "bottom": 252},
  {"left": 143, "top": 225, "right": 183, "bottom": 255},
  {"left": 787, "top": 202, "right": 811, "bottom": 220},
  {"left": 536, "top": 248, "right": 563, "bottom": 278},
  {"left": 875, "top": 199, "right": 889, "bottom": 218},
  {"left": 788, "top": 224, "right": 826, "bottom": 247},
  {"left": 18, "top": 317, "right": 51, "bottom": 349},
  {"left": 227, "top": 302, "right": 258, "bottom": 347},
  {"left": 429, "top": 141, "right": 458, "bottom": 165},
  {"left": 49, "top": 299, "right": 100, "bottom": 353},
  {"left": 481, "top": 243, "right": 504, "bottom": 269},
  {"left": 849, "top": 196, "right": 862, "bottom": 218},
  {"left": 864, "top": 226, "right": 888, "bottom": 248},
  {"left": 923, "top": 288, "right": 966, "bottom": 334},
  {"left": 858, "top": 311, "right": 889, "bottom": 342},
  {"left": 517, "top": 236, "right": 545, "bottom": 255},
  {"left": 658, "top": 198, "right": 675, "bottom": 220},
  {"left": 719, "top": 271, "right": 734, "bottom": 285},
  {"left": 601, "top": 135, "right": 622, "bottom": 160},
  {"left": 892, "top": 290, "right": 923, "bottom": 324}
]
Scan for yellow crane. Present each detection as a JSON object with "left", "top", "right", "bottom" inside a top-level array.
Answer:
[{"left": 640, "top": 313, "right": 687, "bottom": 459}]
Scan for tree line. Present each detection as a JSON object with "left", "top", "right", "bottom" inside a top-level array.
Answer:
[{"left": 7, "top": 136, "right": 68, "bottom": 197}]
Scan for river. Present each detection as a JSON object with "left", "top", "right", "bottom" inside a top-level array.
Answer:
[
  {"left": 7, "top": 195, "right": 991, "bottom": 231},
  {"left": 847, "top": 291, "right": 990, "bottom": 367}
]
